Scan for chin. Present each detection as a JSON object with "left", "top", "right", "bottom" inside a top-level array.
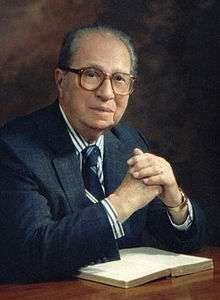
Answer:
[{"left": 89, "top": 119, "right": 115, "bottom": 131}]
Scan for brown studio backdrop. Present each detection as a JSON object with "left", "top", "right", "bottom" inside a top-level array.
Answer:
[{"left": 0, "top": 1, "right": 219, "bottom": 242}]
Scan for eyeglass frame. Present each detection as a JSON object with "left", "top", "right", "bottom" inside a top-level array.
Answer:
[{"left": 61, "top": 66, "right": 136, "bottom": 95}]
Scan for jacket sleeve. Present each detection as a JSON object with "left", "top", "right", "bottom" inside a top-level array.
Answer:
[{"left": 144, "top": 197, "right": 208, "bottom": 253}]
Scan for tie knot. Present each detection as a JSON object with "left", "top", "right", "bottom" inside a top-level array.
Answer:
[{"left": 82, "top": 145, "right": 100, "bottom": 167}]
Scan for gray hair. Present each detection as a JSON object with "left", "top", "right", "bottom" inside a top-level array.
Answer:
[{"left": 57, "top": 24, "right": 138, "bottom": 75}]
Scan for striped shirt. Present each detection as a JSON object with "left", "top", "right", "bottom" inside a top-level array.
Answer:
[{"left": 59, "top": 105, "right": 124, "bottom": 239}]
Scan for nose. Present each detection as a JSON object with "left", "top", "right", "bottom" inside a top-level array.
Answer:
[{"left": 95, "top": 78, "right": 115, "bottom": 101}]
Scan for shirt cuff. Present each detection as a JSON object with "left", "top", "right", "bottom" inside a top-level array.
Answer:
[
  {"left": 167, "top": 199, "right": 194, "bottom": 231},
  {"left": 101, "top": 199, "right": 125, "bottom": 239}
]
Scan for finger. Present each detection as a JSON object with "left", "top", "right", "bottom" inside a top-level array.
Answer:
[
  {"left": 142, "top": 173, "right": 168, "bottom": 186},
  {"left": 131, "top": 166, "right": 163, "bottom": 179},
  {"left": 133, "top": 148, "right": 143, "bottom": 156},
  {"left": 129, "top": 156, "right": 155, "bottom": 173},
  {"left": 127, "top": 153, "right": 150, "bottom": 168},
  {"left": 140, "top": 152, "right": 165, "bottom": 165},
  {"left": 128, "top": 152, "right": 164, "bottom": 167},
  {"left": 127, "top": 150, "right": 143, "bottom": 166}
]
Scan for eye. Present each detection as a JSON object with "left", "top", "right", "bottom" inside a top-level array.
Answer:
[
  {"left": 83, "top": 68, "right": 101, "bottom": 78},
  {"left": 113, "top": 73, "right": 126, "bottom": 82}
]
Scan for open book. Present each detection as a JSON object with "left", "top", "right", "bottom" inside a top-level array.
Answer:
[{"left": 76, "top": 247, "right": 213, "bottom": 288}]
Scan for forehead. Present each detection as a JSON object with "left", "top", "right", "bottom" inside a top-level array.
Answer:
[{"left": 71, "top": 32, "right": 131, "bottom": 73}]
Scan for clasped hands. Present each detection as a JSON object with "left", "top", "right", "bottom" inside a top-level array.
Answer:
[
  {"left": 127, "top": 148, "right": 182, "bottom": 208},
  {"left": 108, "top": 148, "right": 187, "bottom": 223}
]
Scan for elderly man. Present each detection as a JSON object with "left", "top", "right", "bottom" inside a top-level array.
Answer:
[{"left": 0, "top": 25, "right": 206, "bottom": 282}]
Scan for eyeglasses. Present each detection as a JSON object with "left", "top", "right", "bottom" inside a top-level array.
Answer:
[{"left": 62, "top": 66, "right": 136, "bottom": 95}]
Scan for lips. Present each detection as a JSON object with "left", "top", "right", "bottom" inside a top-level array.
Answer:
[{"left": 90, "top": 107, "right": 114, "bottom": 113}]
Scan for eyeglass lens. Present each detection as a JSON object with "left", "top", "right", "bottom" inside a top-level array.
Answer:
[{"left": 80, "top": 68, "right": 133, "bottom": 95}]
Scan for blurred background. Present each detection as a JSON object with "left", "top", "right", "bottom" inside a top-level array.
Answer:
[{"left": 0, "top": 0, "right": 219, "bottom": 243}]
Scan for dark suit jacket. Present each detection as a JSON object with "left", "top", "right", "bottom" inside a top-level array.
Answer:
[{"left": 0, "top": 101, "right": 207, "bottom": 282}]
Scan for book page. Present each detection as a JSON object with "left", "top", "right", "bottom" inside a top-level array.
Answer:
[
  {"left": 77, "top": 247, "right": 213, "bottom": 288},
  {"left": 79, "top": 257, "right": 170, "bottom": 282},
  {"left": 119, "top": 247, "right": 213, "bottom": 276},
  {"left": 120, "top": 247, "right": 212, "bottom": 269}
]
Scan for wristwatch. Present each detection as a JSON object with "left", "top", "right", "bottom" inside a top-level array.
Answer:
[{"left": 166, "top": 188, "right": 188, "bottom": 213}]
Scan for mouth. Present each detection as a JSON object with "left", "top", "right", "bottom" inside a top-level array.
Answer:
[{"left": 90, "top": 107, "right": 114, "bottom": 113}]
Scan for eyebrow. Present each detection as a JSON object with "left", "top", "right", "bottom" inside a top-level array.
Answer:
[{"left": 83, "top": 63, "right": 130, "bottom": 74}]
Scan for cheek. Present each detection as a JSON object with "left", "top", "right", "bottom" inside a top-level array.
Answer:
[
  {"left": 114, "top": 98, "right": 128, "bottom": 121},
  {"left": 65, "top": 89, "right": 86, "bottom": 113}
]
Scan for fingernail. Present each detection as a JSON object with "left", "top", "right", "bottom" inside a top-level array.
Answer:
[{"left": 143, "top": 178, "right": 148, "bottom": 184}]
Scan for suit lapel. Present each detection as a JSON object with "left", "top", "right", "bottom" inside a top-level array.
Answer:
[
  {"left": 52, "top": 154, "right": 86, "bottom": 210},
  {"left": 36, "top": 101, "right": 85, "bottom": 211},
  {"left": 103, "top": 130, "right": 133, "bottom": 196}
]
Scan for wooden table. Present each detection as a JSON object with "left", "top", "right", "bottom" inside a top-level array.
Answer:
[{"left": 0, "top": 247, "right": 219, "bottom": 300}]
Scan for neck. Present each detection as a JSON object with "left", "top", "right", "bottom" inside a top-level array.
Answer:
[{"left": 76, "top": 126, "right": 103, "bottom": 144}]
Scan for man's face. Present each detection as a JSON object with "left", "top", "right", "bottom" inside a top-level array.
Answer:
[{"left": 56, "top": 32, "right": 131, "bottom": 142}]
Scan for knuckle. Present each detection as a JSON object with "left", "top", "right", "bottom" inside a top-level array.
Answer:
[
  {"left": 133, "top": 156, "right": 139, "bottom": 164},
  {"left": 159, "top": 174, "right": 164, "bottom": 181},
  {"left": 167, "top": 178, "right": 174, "bottom": 186},
  {"left": 144, "top": 153, "right": 150, "bottom": 159},
  {"left": 140, "top": 169, "right": 147, "bottom": 177},
  {"left": 164, "top": 159, "right": 170, "bottom": 167},
  {"left": 136, "top": 160, "right": 143, "bottom": 169},
  {"left": 154, "top": 166, "right": 161, "bottom": 173},
  {"left": 137, "top": 169, "right": 143, "bottom": 176}
]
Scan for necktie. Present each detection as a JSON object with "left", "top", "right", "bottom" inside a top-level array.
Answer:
[{"left": 82, "top": 145, "right": 105, "bottom": 201}]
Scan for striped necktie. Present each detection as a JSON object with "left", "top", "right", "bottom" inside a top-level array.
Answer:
[{"left": 82, "top": 145, "right": 105, "bottom": 201}]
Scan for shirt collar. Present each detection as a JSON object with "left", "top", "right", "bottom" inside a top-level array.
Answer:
[{"left": 59, "top": 104, "right": 104, "bottom": 158}]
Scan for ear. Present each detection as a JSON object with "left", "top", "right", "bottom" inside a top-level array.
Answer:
[{"left": 55, "top": 68, "right": 64, "bottom": 98}]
